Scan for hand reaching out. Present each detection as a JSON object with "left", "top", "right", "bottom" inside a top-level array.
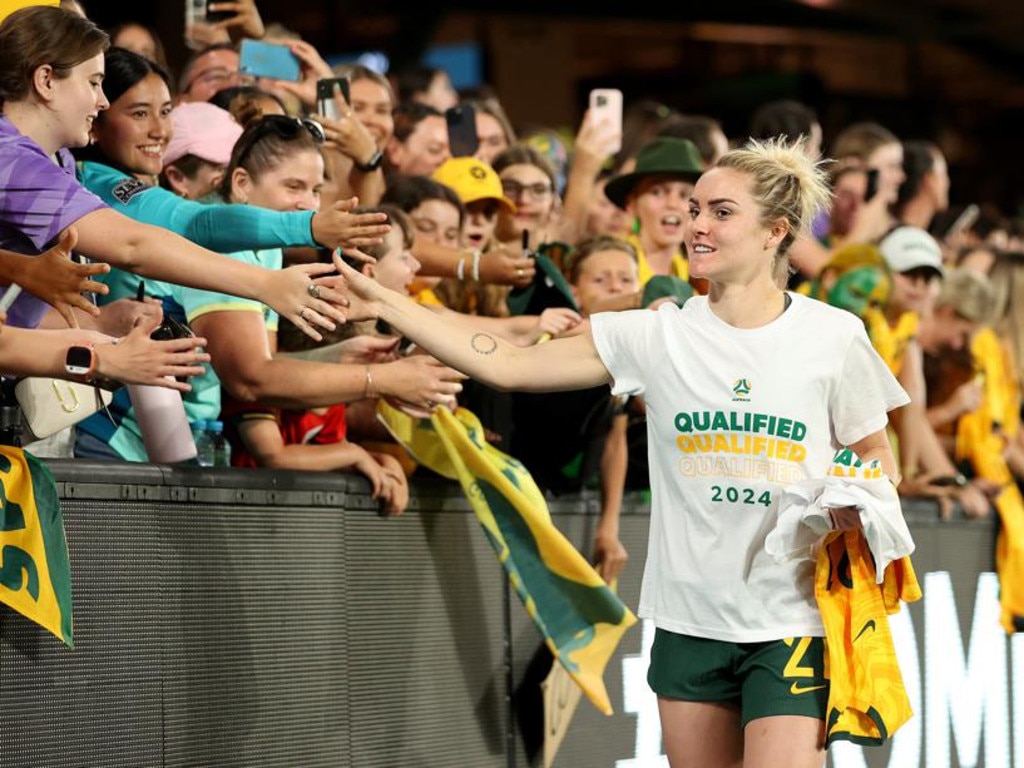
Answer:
[
  {"left": 478, "top": 245, "right": 537, "bottom": 288},
  {"left": 267, "top": 261, "right": 355, "bottom": 342},
  {"left": 376, "top": 354, "right": 466, "bottom": 412},
  {"left": 94, "top": 311, "right": 210, "bottom": 391},
  {"left": 311, "top": 197, "right": 390, "bottom": 250},
  {"left": 94, "top": 296, "right": 162, "bottom": 337},
  {"left": 17, "top": 227, "right": 111, "bottom": 327},
  {"left": 529, "top": 307, "right": 583, "bottom": 343},
  {"left": 334, "top": 334, "right": 401, "bottom": 365}
]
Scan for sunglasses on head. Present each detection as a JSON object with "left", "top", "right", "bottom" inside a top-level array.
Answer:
[{"left": 234, "top": 114, "right": 325, "bottom": 166}]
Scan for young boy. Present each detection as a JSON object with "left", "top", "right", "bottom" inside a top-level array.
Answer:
[{"left": 509, "top": 236, "right": 641, "bottom": 581}]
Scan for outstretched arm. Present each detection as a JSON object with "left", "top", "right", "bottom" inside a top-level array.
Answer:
[
  {"left": 335, "top": 252, "right": 611, "bottom": 393},
  {"left": 72, "top": 207, "right": 350, "bottom": 340},
  {"left": 0, "top": 313, "right": 208, "bottom": 390}
]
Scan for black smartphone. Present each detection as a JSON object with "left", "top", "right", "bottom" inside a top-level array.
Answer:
[
  {"left": 316, "top": 78, "right": 350, "bottom": 121},
  {"left": 863, "top": 168, "right": 880, "bottom": 202},
  {"left": 204, "top": 0, "right": 233, "bottom": 23},
  {"left": 445, "top": 104, "right": 479, "bottom": 158},
  {"left": 930, "top": 474, "right": 966, "bottom": 488}
]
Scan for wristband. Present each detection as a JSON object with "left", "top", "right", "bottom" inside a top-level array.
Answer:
[
  {"left": 471, "top": 249, "right": 481, "bottom": 281},
  {"left": 456, "top": 256, "right": 467, "bottom": 281},
  {"left": 364, "top": 364, "right": 375, "bottom": 399},
  {"left": 354, "top": 148, "right": 384, "bottom": 173}
]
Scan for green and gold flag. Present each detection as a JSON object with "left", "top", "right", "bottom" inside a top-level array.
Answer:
[
  {"left": 379, "top": 402, "right": 636, "bottom": 715},
  {"left": 0, "top": 446, "right": 73, "bottom": 646}
]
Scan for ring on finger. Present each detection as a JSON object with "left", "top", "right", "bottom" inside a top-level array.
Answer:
[
  {"left": 307, "top": 282, "right": 322, "bottom": 300},
  {"left": 516, "top": 268, "right": 524, "bottom": 277}
]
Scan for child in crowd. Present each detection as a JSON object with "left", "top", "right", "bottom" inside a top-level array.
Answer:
[
  {"left": 381, "top": 174, "right": 465, "bottom": 307},
  {"left": 510, "top": 235, "right": 638, "bottom": 581},
  {"left": 431, "top": 156, "right": 515, "bottom": 316},
  {"left": 232, "top": 204, "right": 422, "bottom": 515},
  {"left": 160, "top": 102, "right": 241, "bottom": 201},
  {"left": 601, "top": 137, "right": 705, "bottom": 300}
]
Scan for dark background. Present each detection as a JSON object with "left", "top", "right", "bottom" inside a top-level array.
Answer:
[{"left": 83, "top": 0, "right": 1024, "bottom": 222}]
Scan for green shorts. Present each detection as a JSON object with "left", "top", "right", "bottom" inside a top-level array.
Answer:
[{"left": 647, "top": 628, "right": 828, "bottom": 727}]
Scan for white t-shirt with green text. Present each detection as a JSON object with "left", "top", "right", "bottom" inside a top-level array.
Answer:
[{"left": 591, "top": 293, "right": 909, "bottom": 642}]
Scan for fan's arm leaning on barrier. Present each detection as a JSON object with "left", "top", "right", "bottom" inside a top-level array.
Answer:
[{"left": 335, "top": 253, "right": 610, "bottom": 393}]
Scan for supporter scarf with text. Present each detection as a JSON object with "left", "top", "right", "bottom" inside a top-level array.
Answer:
[
  {"left": 378, "top": 401, "right": 636, "bottom": 715},
  {"left": 0, "top": 446, "right": 73, "bottom": 646}
]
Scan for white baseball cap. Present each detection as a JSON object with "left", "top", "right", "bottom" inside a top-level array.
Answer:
[{"left": 878, "top": 226, "right": 945, "bottom": 277}]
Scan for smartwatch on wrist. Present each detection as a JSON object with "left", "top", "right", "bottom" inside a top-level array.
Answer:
[
  {"left": 354, "top": 148, "right": 383, "bottom": 173},
  {"left": 65, "top": 345, "right": 95, "bottom": 382},
  {"left": 65, "top": 344, "right": 122, "bottom": 391}
]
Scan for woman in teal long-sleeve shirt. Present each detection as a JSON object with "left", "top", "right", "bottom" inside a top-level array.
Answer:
[{"left": 74, "top": 46, "right": 389, "bottom": 303}]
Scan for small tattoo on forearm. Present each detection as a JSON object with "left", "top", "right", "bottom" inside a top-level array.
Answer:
[{"left": 471, "top": 333, "right": 498, "bottom": 355}]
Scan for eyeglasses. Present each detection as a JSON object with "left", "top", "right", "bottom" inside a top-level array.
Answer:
[
  {"left": 185, "top": 66, "right": 238, "bottom": 94},
  {"left": 501, "top": 180, "right": 553, "bottom": 200},
  {"left": 233, "top": 115, "right": 325, "bottom": 167}
]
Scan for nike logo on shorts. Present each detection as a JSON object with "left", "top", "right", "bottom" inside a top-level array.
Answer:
[{"left": 790, "top": 682, "right": 827, "bottom": 695}]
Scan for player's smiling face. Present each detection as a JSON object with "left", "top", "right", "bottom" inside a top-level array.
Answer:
[{"left": 685, "top": 167, "right": 782, "bottom": 283}]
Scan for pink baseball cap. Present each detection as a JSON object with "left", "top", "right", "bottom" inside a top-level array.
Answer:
[{"left": 163, "top": 102, "right": 242, "bottom": 167}]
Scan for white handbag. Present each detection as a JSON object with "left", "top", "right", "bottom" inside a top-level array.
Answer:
[{"left": 15, "top": 377, "right": 114, "bottom": 442}]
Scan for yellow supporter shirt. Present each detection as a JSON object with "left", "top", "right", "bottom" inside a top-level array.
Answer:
[
  {"left": 863, "top": 309, "right": 919, "bottom": 377},
  {"left": 412, "top": 286, "right": 444, "bottom": 306},
  {"left": 816, "top": 531, "right": 920, "bottom": 746},
  {"left": 627, "top": 233, "right": 688, "bottom": 286},
  {"left": 970, "top": 325, "right": 1020, "bottom": 437}
]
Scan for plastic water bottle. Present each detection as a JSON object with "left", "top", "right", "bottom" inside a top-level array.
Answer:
[
  {"left": 209, "top": 420, "right": 232, "bottom": 467},
  {"left": 192, "top": 419, "right": 215, "bottom": 467}
]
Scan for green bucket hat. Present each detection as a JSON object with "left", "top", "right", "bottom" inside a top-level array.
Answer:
[{"left": 604, "top": 137, "right": 704, "bottom": 209}]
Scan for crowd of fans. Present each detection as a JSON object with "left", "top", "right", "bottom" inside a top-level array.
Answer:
[{"left": 2, "top": 0, "right": 1021, "bottom": 584}]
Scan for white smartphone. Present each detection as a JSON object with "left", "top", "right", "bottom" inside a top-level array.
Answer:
[
  {"left": 945, "top": 203, "right": 980, "bottom": 241},
  {"left": 184, "top": 0, "right": 206, "bottom": 49},
  {"left": 589, "top": 88, "right": 624, "bottom": 154}
]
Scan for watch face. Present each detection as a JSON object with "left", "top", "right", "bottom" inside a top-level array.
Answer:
[{"left": 65, "top": 346, "right": 93, "bottom": 375}]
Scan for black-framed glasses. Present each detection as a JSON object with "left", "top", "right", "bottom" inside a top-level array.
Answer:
[
  {"left": 501, "top": 180, "right": 553, "bottom": 200},
  {"left": 234, "top": 114, "right": 325, "bottom": 167}
]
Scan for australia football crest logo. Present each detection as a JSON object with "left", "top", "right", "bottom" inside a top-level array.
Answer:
[{"left": 732, "top": 379, "right": 751, "bottom": 401}]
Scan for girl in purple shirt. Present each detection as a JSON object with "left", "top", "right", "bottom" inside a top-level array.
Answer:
[{"left": 0, "top": 6, "right": 356, "bottom": 338}]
